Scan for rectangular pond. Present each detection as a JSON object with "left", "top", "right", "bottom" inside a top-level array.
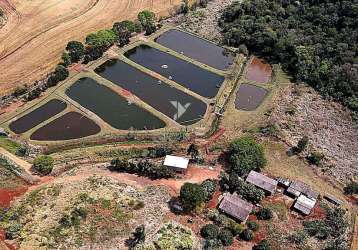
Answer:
[
  {"left": 30, "top": 112, "right": 101, "bottom": 141},
  {"left": 95, "top": 60, "right": 207, "bottom": 125},
  {"left": 155, "top": 29, "right": 235, "bottom": 70},
  {"left": 9, "top": 99, "right": 67, "bottom": 134},
  {"left": 124, "top": 44, "right": 225, "bottom": 98},
  {"left": 66, "top": 78, "right": 166, "bottom": 130},
  {"left": 235, "top": 84, "right": 268, "bottom": 111}
]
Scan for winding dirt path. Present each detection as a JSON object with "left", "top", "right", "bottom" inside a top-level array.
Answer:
[{"left": 0, "top": 0, "right": 181, "bottom": 94}]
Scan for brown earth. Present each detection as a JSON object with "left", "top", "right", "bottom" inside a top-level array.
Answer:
[{"left": 0, "top": 0, "right": 182, "bottom": 95}]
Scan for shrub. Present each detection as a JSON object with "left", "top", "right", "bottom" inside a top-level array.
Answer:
[
  {"left": 200, "top": 224, "right": 219, "bottom": 239},
  {"left": 147, "top": 146, "right": 173, "bottom": 158},
  {"left": 226, "top": 220, "right": 244, "bottom": 236},
  {"left": 288, "top": 230, "right": 308, "bottom": 246},
  {"left": 325, "top": 207, "right": 348, "bottom": 237},
  {"left": 12, "top": 86, "right": 27, "bottom": 97},
  {"left": 344, "top": 181, "right": 358, "bottom": 195},
  {"left": 227, "top": 136, "right": 267, "bottom": 176},
  {"left": 294, "top": 136, "right": 309, "bottom": 154},
  {"left": 112, "top": 20, "right": 141, "bottom": 34},
  {"left": 26, "top": 87, "right": 41, "bottom": 101},
  {"left": 15, "top": 145, "right": 29, "bottom": 157},
  {"left": 307, "top": 151, "right": 324, "bottom": 165},
  {"left": 201, "top": 179, "right": 217, "bottom": 201},
  {"left": 218, "top": 229, "right": 233, "bottom": 246},
  {"left": 303, "top": 220, "right": 331, "bottom": 240},
  {"left": 253, "top": 239, "right": 270, "bottom": 250},
  {"left": 61, "top": 52, "right": 71, "bottom": 67},
  {"left": 240, "top": 228, "right": 254, "bottom": 241},
  {"left": 179, "top": 183, "right": 206, "bottom": 212},
  {"left": 256, "top": 208, "right": 273, "bottom": 220},
  {"left": 246, "top": 220, "right": 259, "bottom": 231},
  {"left": 85, "top": 29, "right": 117, "bottom": 48},
  {"left": 46, "top": 65, "right": 69, "bottom": 87},
  {"left": 5, "top": 222, "right": 21, "bottom": 240},
  {"left": 33, "top": 155, "right": 54, "bottom": 175}
]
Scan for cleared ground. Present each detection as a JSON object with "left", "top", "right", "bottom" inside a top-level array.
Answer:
[{"left": 0, "top": 0, "right": 182, "bottom": 94}]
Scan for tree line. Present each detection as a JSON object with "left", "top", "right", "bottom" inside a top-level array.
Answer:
[{"left": 220, "top": 0, "right": 358, "bottom": 120}]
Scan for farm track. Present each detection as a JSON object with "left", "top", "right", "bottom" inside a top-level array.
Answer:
[{"left": 0, "top": 0, "right": 181, "bottom": 94}]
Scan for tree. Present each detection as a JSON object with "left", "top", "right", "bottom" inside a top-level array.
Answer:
[
  {"left": 113, "top": 20, "right": 141, "bottom": 34},
  {"left": 66, "top": 41, "right": 85, "bottom": 62},
  {"left": 256, "top": 208, "right": 273, "bottom": 220},
  {"left": 218, "top": 229, "right": 233, "bottom": 246},
  {"left": 201, "top": 179, "right": 217, "bottom": 201},
  {"left": 307, "top": 152, "right": 324, "bottom": 165},
  {"left": 33, "top": 155, "right": 54, "bottom": 175},
  {"left": 240, "top": 229, "right": 253, "bottom": 241},
  {"left": 344, "top": 181, "right": 358, "bottom": 195},
  {"left": 133, "top": 225, "right": 145, "bottom": 246},
  {"left": 85, "top": 29, "right": 117, "bottom": 48},
  {"left": 137, "top": 10, "right": 157, "bottom": 35},
  {"left": 227, "top": 137, "right": 267, "bottom": 176},
  {"left": 61, "top": 52, "right": 71, "bottom": 67},
  {"left": 246, "top": 220, "right": 259, "bottom": 231},
  {"left": 200, "top": 224, "right": 219, "bottom": 239},
  {"left": 179, "top": 182, "right": 205, "bottom": 212},
  {"left": 187, "top": 143, "right": 200, "bottom": 162},
  {"left": 294, "top": 136, "right": 309, "bottom": 154},
  {"left": 253, "top": 239, "right": 271, "bottom": 250},
  {"left": 46, "top": 65, "right": 69, "bottom": 87}
]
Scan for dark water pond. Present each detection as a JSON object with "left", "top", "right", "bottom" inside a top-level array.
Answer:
[
  {"left": 95, "top": 60, "right": 207, "bottom": 125},
  {"left": 124, "top": 44, "right": 225, "bottom": 98},
  {"left": 66, "top": 78, "right": 166, "bottom": 130},
  {"left": 245, "top": 57, "right": 272, "bottom": 84},
  {"left": 30, "top": 112, "right": 100, "bottom": 141},
  {"left": 235, "top": 84, "right": 268, "bottom": 111},
  {"left": 155, "top": 29, "right": 234, "bottom": 70},
  {"left": 9, "top": 99, "right": 67, "bottom": 134}
]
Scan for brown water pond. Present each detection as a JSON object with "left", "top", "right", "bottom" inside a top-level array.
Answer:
[
  {"left": 30, "top": 112, "right": 101, "bottom": 141},
  {"left": 9, "top": 99, "right": 67, "bottom": 134},
  {"left": 245, "top": 57, "right": 272, "bottom": 84},
  {"left": 235, "top": 84, "right": 268, "bottom": 111}
]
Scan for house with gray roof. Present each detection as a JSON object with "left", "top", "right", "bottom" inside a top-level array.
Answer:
[
  {"left": 246, "top": 171, "right": 278, "bottom": 195},
  {"left": 219, "top": 193, "right": 253, "bottom": 223}
]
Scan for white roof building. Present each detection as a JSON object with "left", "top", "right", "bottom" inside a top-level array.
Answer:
[
  {"left": 293, "top": 194, "right": 317, "bottom": 215},
  {"left": 163, "top": 155, "right": 189, "bottom": 172}
]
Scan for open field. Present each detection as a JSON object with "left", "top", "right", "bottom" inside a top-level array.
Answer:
[{"left": 0, "top": 0, "right": 183, "bottom": 94}]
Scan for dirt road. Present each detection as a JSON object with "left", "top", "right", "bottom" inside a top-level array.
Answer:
[{"left": 0, "top": 0, "right": 181, "bottom": 94}]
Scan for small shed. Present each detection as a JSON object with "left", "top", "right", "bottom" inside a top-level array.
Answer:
[
  {"left": 287, "top": 180, "right": 319, "bottom": 199},
  {"left": 246, "top": 171, "right": 278, "bottom": 195},
  {"left": 293, "top": 194, "right": 317, "bottom": 215},
  {"left": 276, "top": 177, "right": 291, "bottom": 188},
  {"left": 163, "top": 155, "right": 189, "bottom": 173},
  {"left": 219, "top": 193, "right": 253, "bottom": 223},
  {"left": 0, "top": 128, "right": 8, "bottom": 136},
  {"left": 324, "top": 193, "right": 343, "bottom": 206}
]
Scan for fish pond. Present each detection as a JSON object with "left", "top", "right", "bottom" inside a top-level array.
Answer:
[
  {"left": 66, "top": 78, "right": 166, "bottom": 130},
  {"left": 124, "top": 44, "right": 224, "bottom": 98},
  {"left": 245, "top": 57, "right": 272, "bottom": 84},
  {"left": 9, "top": 99, "right": 67, "bottom": 134},
  {"left": 95, "top": 60, "right": 207, "bottom": 125},
  {"left": 155, "top": 29, "right": 234, "bottom": 70},
  {"left": 30, "top": 112, "right": 100, "bottom": 141},
  {"left": 235, "top": 84, "right": 268, "bottom": 111}
]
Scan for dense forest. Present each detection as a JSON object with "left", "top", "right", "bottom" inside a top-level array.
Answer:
[{"left": 220, "top": 0, "right": 358, "bottom": 118}]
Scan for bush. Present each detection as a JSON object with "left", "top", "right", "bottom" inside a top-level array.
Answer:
[
  {"left": 46, "top": 65, "right": 69, "bottom": 87},
  {"left": 288, "top": 230, "right": 308, "bottom": 246},
  {"left": 61, "top": 52, "right": 71, "bottom": 67},
  {"left": 147, "top": 146, "right": 173, "bottom": 158},
  {"left": 218, "top": 229, "right": 233, "bottom": 246},
  {"left": 12, "top": 86, "right": 27, "bottom": 97},
  {"left": 246, "top": 220, "right": 259, "bottom": 231},
  {"left": 227, "top": 136, "right": 267, "bottom": 176},
  {"left": 112, "top": 20, "right": 141, "bottom": 34},
  {"left": 307, "top": 152, "right": 324, "bottom": 165},
  {"left": 240, "top": 229, "right": 253, "bottom": 241},
  {"left": 256, "top": 208, "right": 273, "bottom": 220},
  {"left": 85, "top": 29, "right": 117, "bottom": 48},
  {"left": 15, "top": 145, "right": 29, "bottom": 157},
  {"left": 179, "top": 183, "right": 206, "bottom": 212},
  {"left": 294, "top": 136, "right": 309, "bottom": 154},
  {"left": 66, "top": 41, "right": 85, "bottom": 62},
  {"left": 253, "top": 239, "right": 270, "bottom": 250},
  {"left": 303, "top": 220, "right": 331, "bottom": 240},
  {"left": 344, "top": 181, "right": 358, "bottom": 195},
  {"left": 26, "top": 87, "right": 42, "bottom": 101},
  {"left": 201, "top": 224, "right": 220, "bottom": 239},
  {"left": 201, "top": 179, "right": 217, "bottom": 201},
  {"left": 33, "top": 155, "right": 54, "bottom": 175}
]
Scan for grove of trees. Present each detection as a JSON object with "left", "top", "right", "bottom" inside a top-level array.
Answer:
[{"left": 220, "top": 0, "right": 358, "bottom": 119}]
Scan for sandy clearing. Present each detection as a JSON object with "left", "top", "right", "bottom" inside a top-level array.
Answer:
[{"left": 0, "top": 0, "right": 182, "bottom": 94}]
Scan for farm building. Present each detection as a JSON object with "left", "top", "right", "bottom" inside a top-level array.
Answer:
[
  {"left": 246, "top": 171, "right": 278, "bottom": 195},
  {"left": 293, "top": 194, "right": 317, "bottom": 215},
  {"left": 286, "top": 180, "right": 319, "bottom": 199},
  {"left": 219, "top": 193, "right": 253, "bottom": 223},
  {"left": 276, "top": 177, "right": 291, "bottom": 188},
  {"left": 324, "top": 193, "right": 343, "bottom": 206},
  {"left": 163, "top": 155, "right": 189, "bottom": 173}
]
